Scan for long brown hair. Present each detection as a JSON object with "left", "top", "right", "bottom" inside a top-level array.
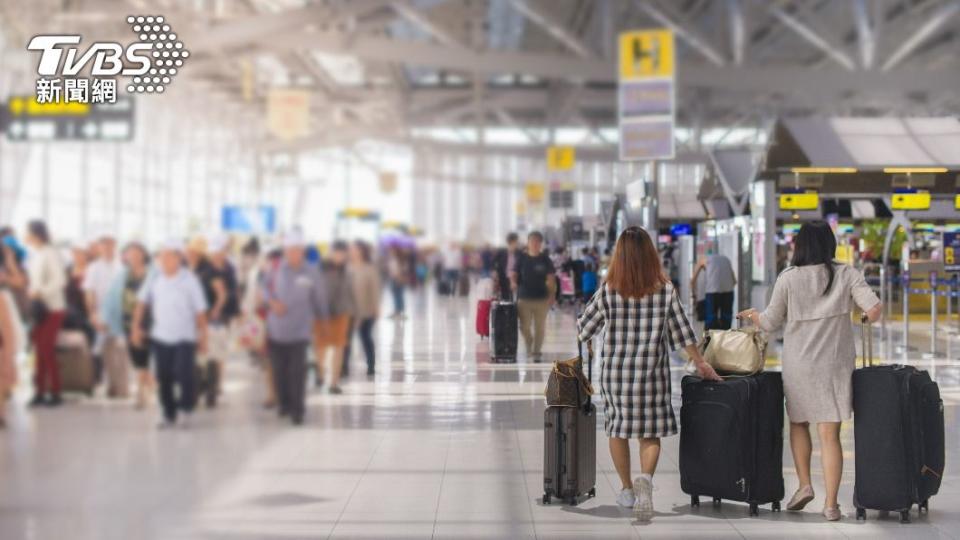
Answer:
[{"left": 605, "top": 226, "right": 667, "bottom": 299}]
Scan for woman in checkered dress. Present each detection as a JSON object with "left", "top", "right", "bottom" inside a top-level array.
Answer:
[{"left": 577, "top": 227, "right": 720, "bottom": 520}]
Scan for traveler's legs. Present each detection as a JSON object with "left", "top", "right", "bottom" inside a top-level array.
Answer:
[
  {"left": 327, "top": 345, "right": 343, "bottom": 391},
  {"left": 818, "top": 422, "right": 842, "bottom": 511},
  {"left": 268, "top": 342, "right": 291, "bottom": 415},
  {"left": 639, "top": 438, "right": 660, "bottom": 475},
  {"left": 359, "top": 318, "right": 376, "bottom": 375},
  {"left": 718, "top": 291, "right": 735, "bottom": 330},
  {"left": 516, "top": 300, "right": 534, "bottom": 356},
  {"left": 633, "top": 438, "right": 660, "bottom": 521},
  {"left": 531, "top": 299, "right": 549, "bottom": 358},
  {"left": 787, "top": 421, "right": 816, "bottom": 511},
  {"left": 703, "top": 293, "right": 717, "bottom": 329},
  {"left": 177, "top": 343, "right": 198, "bottom": 415},
  {"left": 342, "top": 317, "right": 354, "bottom": 377},
  {"left": 153, "top": 343, "right": 177, "bottom": 422},
  {"left": 286, "top": 342, "right": 308, "bottom": 424},
  {"left": 609, "top": 437, "right": 632, "bottom": 490}
]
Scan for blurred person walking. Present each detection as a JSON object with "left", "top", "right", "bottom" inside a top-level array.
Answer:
[
  {"left": 387, "top": 247, "right": 406, "bottom": 319},
  {"left": 691, "top": 251, "right": 737, "bottom": 330},
  {"left": 314, "top": 241, "right": 353, "bottom": 394},
  {"left": 195, "top": 235, "right": 240, "bottom": 408},
  {"left": 0, "top": 242, "right": 25, "bottom": 427},
  {"left": 262, "top": 232, "right": 327, "bottom": 424},
  {"left": 64, "top": 244, "right": 95, "bottom": 355},
  {"left": 442, "top": 242, "right": 462, "bottom": 297},
  {"left": 512, "top": 231, "right": 555, "bottom": 362},
  {"left": 25, "top": 220, "right": 68, "bottom": 407},
  {"left": 132, "top": 239, "right": 208, "bottom": 429},
  {"left": 577, "top": 227, "right": 721, "bottom": 521},
  {"left": 345, "top": 241, "right": 380, "bottom": 377},
  {"left": 493, "top": 232, "right": 520, "bottom": 301},
  {"left": 102, "top": 242, "right": 154, "bottom": 409},
  {"left": 84, "top": 232, "right": 126, "bottom": 398}
]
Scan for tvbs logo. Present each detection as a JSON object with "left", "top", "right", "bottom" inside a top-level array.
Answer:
[{"left": 27, "top": 15, "right": 188, "bottom": 103}]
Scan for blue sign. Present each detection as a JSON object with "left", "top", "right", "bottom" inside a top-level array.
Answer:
[
  {"left": 670, "top": 223, "right": 692, "bottom": 236},
  {"left": 943, "top": 231, "right": 960, "bottom": 274},
  {"left": 221, "top": 205, "right": 276, "bottom": 234}
]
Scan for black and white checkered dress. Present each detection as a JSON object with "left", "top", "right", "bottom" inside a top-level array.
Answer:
[{"left": 577, "top": 282, "right": 698, "bottom": 439}]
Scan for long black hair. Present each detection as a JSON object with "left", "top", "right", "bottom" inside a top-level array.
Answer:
[{"left": 791, "top": 220, "right": 838, "bottom": 296}]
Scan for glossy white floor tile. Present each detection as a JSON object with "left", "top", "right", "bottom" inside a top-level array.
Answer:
[{"left": 1, "top": 289, "right": 958, "bottom": 539}]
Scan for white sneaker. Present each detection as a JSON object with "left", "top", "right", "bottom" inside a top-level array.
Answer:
[
  {"left": 633, "top": 476, "right": 654, "bottom": 521},
  {"left": 616, "top": 488, "right": 636, "bottom": 508}
]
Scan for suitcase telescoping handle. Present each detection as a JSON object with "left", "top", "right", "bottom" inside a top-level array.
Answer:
[
  {"left": 860, "top": 313, "right": 873, "bottom": 368},
  {"left": 576, "top": 338, "right": 594, "bottom": 383}
]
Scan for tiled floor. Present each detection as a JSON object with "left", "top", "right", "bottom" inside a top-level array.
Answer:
[{"left": 1, "top": 290, "right": 958, "bottom": 539}]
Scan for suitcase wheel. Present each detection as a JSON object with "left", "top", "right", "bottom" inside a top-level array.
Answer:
[
  {"left": 855, "top": 507, "right": 866, "bottom": 521},
  {"left": 918, "top": 500, "right": 929, "bottom": 514},
  {"left": 771, "top": 501, "right": 781, "bottom": 513},
  {"left": 749, "top": 503, "right": 759, "bottom": 517},
  {"left": 588, "top": 488, "right": 596, "bottom": 498},
  {"left": 899, "top": 510, "right": 911, "bottom": 524},
  {"left": 712, "top": 497, "right": 722, "bottom": 508},
  {"left": 567, "top": 496, "right": 578, "bottom": 506},
  {"left": 690, "top": 495, "right": 700, "bottom": 508},
  {"left": 542, "top": 493, "right": 551, "bottom": 505}
]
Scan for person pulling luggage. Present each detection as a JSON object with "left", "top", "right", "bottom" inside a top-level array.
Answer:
[
  {"left": 131, "top": 239, "right": 208, "bottom": 429},
  {"left": 577, "top": 226, "right": 720, "bottom": 521},
  {"left": 738, "top": 220, "right": 881, "bottom": 521}
]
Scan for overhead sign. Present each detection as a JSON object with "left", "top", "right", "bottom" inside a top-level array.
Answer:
[
  {"left": 890, "top": 190, "right": 930, "bottom": 210},
  {"left": 0, "top": 95, "right": 135, "bottom": 141},
  {"left": 546, "top": 146, "right": 575, "bottom": 171},
  {"left": 944, "top": 232, "right": 959, "bottom": 273},
  {"left": 379, "top": 171, "right": 397, "bottom": 194},
  {"left": 525, "top": 182, "right": 545, "bottom": 204},
  {"left": 549, "top": 181, "right": 575, "bottom": 209},
  {"left": 221, "top": 205, "right": 276, "bottom": 234},
  {"left": 955, "top": 194, "right": 960, "bottom": 210},
  {"left": 618, "top": 29, "right": 675, "bottom": 161},
  {"left": 267, "top": 89, "right": 310, "bottom": 140},
  {"left": 779, "top": 191, "right": 819, "bottom": 211}
]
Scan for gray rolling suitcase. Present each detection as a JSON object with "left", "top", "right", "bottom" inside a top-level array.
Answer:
[{"left": 542, "top": 341, "right": 596, "bottom": 506}]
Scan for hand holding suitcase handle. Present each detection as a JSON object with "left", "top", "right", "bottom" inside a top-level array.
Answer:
[{"left": 860, "top": 313, "right": 873, "bottom": 368}]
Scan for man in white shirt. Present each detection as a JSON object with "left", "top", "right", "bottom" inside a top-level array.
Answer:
[
  {"left": 132, "top": 239, "right": 208, "bottom": 428},
  {"left": 83, "top": 232, "right": 126, "bottom": 397}
]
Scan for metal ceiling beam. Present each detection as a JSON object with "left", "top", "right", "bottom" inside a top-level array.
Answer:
[
  {"left": 881, "top": 1, "right": 960, "bottom": 71},
  {"left": 391, "top": 1, "right": 467, "bottom": 49},
  {"left": 768, "top": 6, "right": 856, "bottom": 70},
  {"left": 633, "top": 0, "right": 726, "bottom": 67},
  {"left": 852, "top": 0, "right": 876, "bottom": 69},
  {"left": 508, "top": 0, "right": 593, "bottom": 58},
  {"left": 727, "top": 0, "right": 745, "bottom": 66}
]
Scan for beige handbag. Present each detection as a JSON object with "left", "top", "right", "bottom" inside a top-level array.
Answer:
[{"left": 700, "top": 327, "right": 767, "bottom": 375}]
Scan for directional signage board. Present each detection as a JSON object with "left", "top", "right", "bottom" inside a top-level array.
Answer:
[
  {"left": 618, "top": 29, "right": 675, "bottom": 161},
  {"left": 546, "top": 146, "right": 575, "bottom": 171},
  {"left": 0, "top": 95, "right": 135, "bottom": 141},
  {"left": 221, "top": 205, "right": 277, "bottom": 234},
  {"left": 944, "top": 231, "right": 960, "bottom": 273}
]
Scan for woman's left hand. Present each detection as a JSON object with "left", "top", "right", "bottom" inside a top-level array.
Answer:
[{"left": 737, "top": 308, "right": 759, "bottom": 325}]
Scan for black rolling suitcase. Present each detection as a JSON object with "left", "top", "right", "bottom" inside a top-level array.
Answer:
[
  {"left": 542, "top": 341, "right": 596, "bottom": 506},
  {"left": 679, "top": 372, "right": 785, "bottom": 515},
  {"left": 853, "top": 316, "right": 944, "bottom": 523},
  {"left": 489, "top": 301, "right": 517, "bottom": 362}
]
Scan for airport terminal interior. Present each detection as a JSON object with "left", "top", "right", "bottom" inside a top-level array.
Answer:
[{"left": 0, "top": 0, "right": 959, "bottom": 538}]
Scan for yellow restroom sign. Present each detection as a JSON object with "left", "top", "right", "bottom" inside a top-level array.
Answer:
[
  {"left": 546, "top": 146, "right": 575, "bottom": 171},
  {"left": 525, "top": 182, "right": 546, "bottom": 204},
  {"left": 619, "top": 29, "right": 675, "bottom": 80}
]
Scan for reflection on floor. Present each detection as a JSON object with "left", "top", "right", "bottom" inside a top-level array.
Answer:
[{"left": 1, "top": 290, "right": 958, "bottom": 539}]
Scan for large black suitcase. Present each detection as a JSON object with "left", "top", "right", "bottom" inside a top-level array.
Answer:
[
  {"left": 542, "top": 402, "right": 597, "bottom": 505},
  {"left": 489, "top": 301, "right": 517, "bottom": 362},
  {"left": 853, "top": 318, "right": 944, "bottom": 523},
  {"left": 680, "top": 372, "right": 785, "bottom": 515}
]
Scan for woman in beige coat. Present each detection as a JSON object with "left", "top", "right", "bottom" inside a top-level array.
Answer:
[
  {"left": 739, "top": 221, "right": 881, "bottom": 521},
  {"left": 347, "top": 241, "right": 381, "bottom": 377}
]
